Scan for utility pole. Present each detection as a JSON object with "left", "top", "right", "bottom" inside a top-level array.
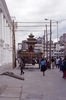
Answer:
[
  {"left": 49, "top": 20, "right": 52, "bottom": 60},
  {"left": 43, "top": 30, "right": 45, "bottom": 57},
  {"left": 46, "top": 25, "right": 48, "bottom": 58},
  {"left": 57, "top": 21, "right": 58, "bottom": 42},
  {"left": 12, "top": 20, "right": 16, "bottom": 68}
]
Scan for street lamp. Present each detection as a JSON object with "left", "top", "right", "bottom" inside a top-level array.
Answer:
[
  {"left": 45, "top": 19, "right": 66, "bottom": 59},
  {"left": 45, "top": 19, "right": 59, "bottom": 42}
]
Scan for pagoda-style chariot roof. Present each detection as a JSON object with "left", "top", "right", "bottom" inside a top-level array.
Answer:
[
  {"left": 26, "top": 33, "right": 37, "bottom": 44},
  {"left": 29, "top": 33, "right": 34, "bottom": 38}
]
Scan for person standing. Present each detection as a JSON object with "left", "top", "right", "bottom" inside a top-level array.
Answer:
[
  {"left": 51, "top": 57, "right": 55, "bottom": 69},
  {"left": 58, "top": 57, "right": 62, "bottom": 71},
  {"left": 46, "top": 59, "right": 51, "bottom": 69},
  {"left": 20, "top": 57, "right": 24, "bottom": 75},
  {"left": 62, "top": 56, "right": 66, "bottom": 78},
  {"left": 40, "top": 58, "right": 47, "bottom": 76},
  {"left": 55, "top": 57, "right": 59, "bottom": 68}
]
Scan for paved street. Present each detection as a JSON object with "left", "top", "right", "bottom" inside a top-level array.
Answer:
[{"left": 0, "top": 64, "right": 66, "bottom": 100}]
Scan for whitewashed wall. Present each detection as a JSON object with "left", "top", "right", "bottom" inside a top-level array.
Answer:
[{"left": 0, "top": 0, "right": 12, "bottom": 67}]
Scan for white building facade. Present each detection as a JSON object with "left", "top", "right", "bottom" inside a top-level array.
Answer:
[
  {"left": 0, "top": 0, "right": 12, "bottom": 66},
  {"left": 60, "top": 33, "right": 66, "bottom": 55},
  {"left": 34, "top": 37, "right": 43, "bottom": 53}
]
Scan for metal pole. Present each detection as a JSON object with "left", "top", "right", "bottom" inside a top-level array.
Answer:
[
  {"left": 56, "top": 21, "right": 59, "bottom": 58},
  {"left": 46, "top": 25, "right": 48, "bottom": 58},
  {"left": 43, "top": 30, "right": 45, "bottom": 57},
  {"left": 49, "top": 20, "right": 52, "bottom": 60},
  {"left": 57, "top": 21, "right": 58, "bottom": 42},
  {"left": 12, "top": 20, "right": 16, "bottom": 68}
]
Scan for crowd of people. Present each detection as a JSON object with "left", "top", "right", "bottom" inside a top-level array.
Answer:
[
  {"left": 40, "top": 56, "right": 66, "bottom": 78},
  {"left": 17, "top": 56, "right": 66, "bottom": 79}
]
